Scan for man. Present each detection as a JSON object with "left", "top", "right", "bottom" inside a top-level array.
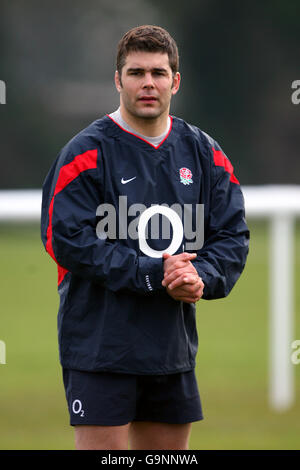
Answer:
[{"left": 41, "top": 25, "right": 249, "bottom": 450}]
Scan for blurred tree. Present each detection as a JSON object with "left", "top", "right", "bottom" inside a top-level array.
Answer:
[
  {"left": 149, "top": 0, "right": 300, "bottom": 184},
  {"left": 0, "top": 0, "right": 160, "bottom": 188},
  {"left": 0, "top": 0, "right": 299, "bottom": 187}
]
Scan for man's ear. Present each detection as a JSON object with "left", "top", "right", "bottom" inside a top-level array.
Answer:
[
  {"left": 171, "top": 72, "right": 181, "bottom": 96},
  {"left": 115, "top": 70, "right": 122, "bottom": 92}
]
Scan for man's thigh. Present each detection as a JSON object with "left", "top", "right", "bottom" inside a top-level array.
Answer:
[
  {"left": 75, "top": 424, "right": 130, "bottom": 450},
  {"left": 62, "top": 368, "right": 202, "bottom": 450},
  {"left": 129, "top": 421, "right": 192, "bottom": 450}
]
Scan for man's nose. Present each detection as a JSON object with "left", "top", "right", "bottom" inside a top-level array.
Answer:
[{"left": 142, "top": 72, "right": 154, "bottom": 88}]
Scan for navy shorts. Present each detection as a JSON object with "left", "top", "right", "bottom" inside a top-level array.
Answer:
[{"left": 62, "top": 368, "right": 204, "bottom": 426}]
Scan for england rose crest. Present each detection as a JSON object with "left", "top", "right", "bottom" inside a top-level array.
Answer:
[{"left": 179, "top": 167, "right": 193, "bottom": 185}]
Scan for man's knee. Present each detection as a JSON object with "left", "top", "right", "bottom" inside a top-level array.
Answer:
[
  {"left": 75, "top": 424, "right": 130, "bottom": 450},
  {"left": 129, "top": 421, "right": 192, "bottom": 450}
]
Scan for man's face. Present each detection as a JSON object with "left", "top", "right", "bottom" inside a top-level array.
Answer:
[{"left": 115, "top": 51, "right": 180, "bottom": 121}]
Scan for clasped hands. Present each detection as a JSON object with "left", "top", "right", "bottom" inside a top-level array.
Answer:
[{"left": 162, "top": 252, "right": 204, "bottom": 303}]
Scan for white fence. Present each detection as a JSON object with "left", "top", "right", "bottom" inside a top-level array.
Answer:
[{"left": 1, "top": 185, "right": 299, "bottom": 411}]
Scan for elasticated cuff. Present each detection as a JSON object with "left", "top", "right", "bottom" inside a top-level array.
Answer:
[{"left": 138, "top": 256, "right": 165, "bottom": 293}]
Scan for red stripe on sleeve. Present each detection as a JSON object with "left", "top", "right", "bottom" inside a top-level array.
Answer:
[
  {"left": 46, "top": 149, "right": 98, "bottom": 285},
  {"left": 212, "top": 147, "right": 239, "bottom": 184}
]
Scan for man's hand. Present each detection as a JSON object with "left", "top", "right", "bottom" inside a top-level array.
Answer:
[
  {"left": 162, "top": 253, "right": 204, "bottom": 303},
  {"left": 162, "top": 252, "right": 198, "bottom": 288},
  {"left": 166, "top": 275, "right": 204, "bottom": 303}
]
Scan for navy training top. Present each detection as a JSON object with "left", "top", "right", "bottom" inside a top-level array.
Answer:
[{"left": 40, "top": 114, "right": 250, "bottom": 374}]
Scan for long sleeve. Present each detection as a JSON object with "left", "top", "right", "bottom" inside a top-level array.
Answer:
[
  {"left": 193, "top": 140, "right": 250, "bottom": 299},
  {"left": 41, "top": 148, "right": 164, "bottom": 294}
]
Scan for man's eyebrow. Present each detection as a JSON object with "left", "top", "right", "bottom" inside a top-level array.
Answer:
[
  {"left": 152, "top": 67, "right": 168, "bottom": 73},
  {"left": 126, "top": 67, "right": 144, "bottom": 73},
  {"left": 126, "top": 67, "right": 168, "bottom": 73}
]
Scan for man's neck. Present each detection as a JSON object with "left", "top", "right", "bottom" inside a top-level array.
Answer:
[
  {"left": 109, "top": 108, "right": 171, "bottom": 148},
  {"left": 119, "top": 104, "right": 169, "bottom": 137}
]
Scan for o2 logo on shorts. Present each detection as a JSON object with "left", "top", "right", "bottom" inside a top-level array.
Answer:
[{"left": 72, "top": 399, "right": 85, "bottom": 417}]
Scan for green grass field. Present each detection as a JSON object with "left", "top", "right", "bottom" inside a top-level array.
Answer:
[{"left": 0, "top": 220, "right": 299, "bottom": 450}]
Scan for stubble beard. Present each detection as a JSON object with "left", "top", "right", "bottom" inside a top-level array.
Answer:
[{"left": 122, "top": 93, "right": 171, "bottom": 124}]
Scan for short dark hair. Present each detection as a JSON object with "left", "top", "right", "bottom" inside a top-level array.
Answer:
[{"left": 116, "top": 25, "right": 179, "bottom": 77}]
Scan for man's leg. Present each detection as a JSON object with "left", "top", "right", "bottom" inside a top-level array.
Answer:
[
  {"left": 128, "top": 421, "right": 192, "bottom": 450},
  {"left": 74, "top": 423, "right": 131, "bottom": 450}
]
